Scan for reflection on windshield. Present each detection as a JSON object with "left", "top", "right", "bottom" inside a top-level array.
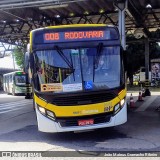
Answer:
[{"left": 35, "top": 46, "right": 121, "bottom": 92}]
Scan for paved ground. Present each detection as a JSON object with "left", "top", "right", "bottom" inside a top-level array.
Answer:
[{"left": 0, "top": 90, "right": 160, "bottom": 160}]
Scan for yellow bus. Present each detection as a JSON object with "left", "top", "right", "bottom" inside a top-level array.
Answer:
[{"left": 26, "top": 24, "right": 127, "bottom": 133}]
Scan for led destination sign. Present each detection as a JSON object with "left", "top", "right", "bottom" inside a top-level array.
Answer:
[{"left": 43, "top": 30, "right": 111, "bottom": 43}]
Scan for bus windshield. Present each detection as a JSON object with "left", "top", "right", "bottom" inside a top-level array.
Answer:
[
  {"left": 34, "top": 46, "right": 121, "bottom": 93},
  {"left": 15, "top": 75, "right": 26, "bottom": 85}
]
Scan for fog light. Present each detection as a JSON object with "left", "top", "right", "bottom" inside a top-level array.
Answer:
[
  {"left": 114, "top": 103, "right": 120, "bottom": 114},
  {"left": 46, "top": 110, "right": 56, "bottom": 120}
]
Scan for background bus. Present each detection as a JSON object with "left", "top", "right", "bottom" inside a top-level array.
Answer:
[
  {"left": 26, "top": 24, "right": 127, "bottom": 133},
  {"left": 3, "top": 71, "right": 31, "bottom": 95}
]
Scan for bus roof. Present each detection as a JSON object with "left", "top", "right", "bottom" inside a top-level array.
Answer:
[
  {"left": 3, "top": 71, "right": 25, "bottom": 76},
  {"left": 30, "top": 24, "right": 116, "bottom": 33}
]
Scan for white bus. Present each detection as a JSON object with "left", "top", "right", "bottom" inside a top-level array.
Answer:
[{"left": 3, "top": 71, "right": 31, "bottom": 95}]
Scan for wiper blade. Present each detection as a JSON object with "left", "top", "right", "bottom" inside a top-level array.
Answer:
[
  {"left": 54, "top": 45, "right": 75, "bottom": 81},
  {"left": 95, "top": 43, "right": 104, "bottom": 68},
  {"left": 93, "top": 43, "right": 103, "bottom": 82},
  {"left": 55, "top": 46, "right": 73, "bottom": 69},
  {"left": 69, "top": 51, "right": 75, "bottom": 81}
]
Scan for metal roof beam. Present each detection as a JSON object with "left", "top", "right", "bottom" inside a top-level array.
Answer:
[
  {"left": 151, "top": 9, "right": 160, "bottom": 26},
  {"left": 103, "top": 14, "right": 117, "bottom": 26},
  {"left": 0, "top": 0, "right": 26, "bottom": 4},
  {"left": 0, "top": 0, "right": 58, "bottom": 7},
  {"left": 128, "top": 0, "right": 151, "bottom": 37},
  {"left": 0, "top": 0, "right": 85, "bottom": 9}
]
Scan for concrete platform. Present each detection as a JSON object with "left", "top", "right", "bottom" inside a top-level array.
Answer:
[{"left": 127, "top": 91, "right": 160, "bottom": 112}]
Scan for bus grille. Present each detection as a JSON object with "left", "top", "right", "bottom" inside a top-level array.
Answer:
[
  {"left": 57, "top": 112, "right": 112, "bottom": 127},
  {"left": 52, "top": 92, "right": 116, "bottom": 106}
]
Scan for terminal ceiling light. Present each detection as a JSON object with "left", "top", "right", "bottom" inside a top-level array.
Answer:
[
  {"left": 134, "top": 28, "right": 144, "bottom": 39},
  {"left": 99, "top": 9, "right": 105, "bottom": 14},
  {"left": 39, "top": 4, "right": 68, "bottom": 10},
  {"left": 157, "top": 42, "right": 160, "bottom": 46},
  {"left": 2, "top": 20, "right": 6, "bottom": 23},
  {"left": 114, "top": 7, "right": 118, "bottom": 11},
  {"left": 55, "top": 14, "right": 60, "bottom": 18},
  {"left": 16, "top": 19, "right": 20, "bottom": 22},
  {"left": 146, "top": 4, "right": 152, "bottom": 8},
  {"left": 84, "top": 11, "right": 89, "bottom": 15},
  {"left": 69, "top": 12, "right": 74, "bottom": 17}
]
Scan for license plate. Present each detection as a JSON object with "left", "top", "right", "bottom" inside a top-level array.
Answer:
[{"left": 78, "top": 119, "right": 94, "bottom": 126}]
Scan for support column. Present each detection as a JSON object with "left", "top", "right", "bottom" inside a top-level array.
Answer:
[
  {"left": 114, "top": 0, "right": 127, "bottom": 50},
  {"left": 118, "top": 9, "right": 126, "bottom": 50},
  {"left": 144, "top": 38, "right": 151, "bottom": 96},
  {"left": 145, "top": 39, "right": 149, "bottom": 80}
]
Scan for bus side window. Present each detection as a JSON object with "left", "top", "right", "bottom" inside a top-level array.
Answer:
[
  {"left": 12, "top": 75, "right": 13, "bottom": 83},
  {"left": 11, "top": 75, "right": 13, "bottom": 83},
  {"left": 9, "top": 75, "right": 11, "bottom": 83}
]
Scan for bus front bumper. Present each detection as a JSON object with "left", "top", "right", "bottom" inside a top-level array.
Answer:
[{"left": 35, "top": 102, "right": 127, "bottom": 133}]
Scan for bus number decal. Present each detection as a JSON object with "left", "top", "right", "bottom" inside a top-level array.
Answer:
[
  {"left": 44, "top": 33, "right": 59, "bottom": 41},
  {"left": 104, "top": 102, "right": 113, "bottom": 112}
]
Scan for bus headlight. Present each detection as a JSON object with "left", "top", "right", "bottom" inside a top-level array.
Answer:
[
  {"left": 37, "top": 105, "right": 56, "bottom": 120},
  {"left": 38, "top": 106, "right": 46, "bottom": 114},
  {"left": 114, "top": 98, "right": 125, "bottom": 114},
  {"left": 120, "top": 99, "right": 125, "bottom": 106}
]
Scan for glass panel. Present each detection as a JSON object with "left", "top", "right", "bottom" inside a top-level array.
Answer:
[
  {"left": 35, "top": 46, "right": 121, "bottom": 93},
  {"left": 82, "top": 47, "right": 120, "bottom": 89},
  {"left": 15, "top": 75, "right": 26, "bottom": 85}
]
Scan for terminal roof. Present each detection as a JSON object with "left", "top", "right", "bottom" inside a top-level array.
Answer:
[{"left": 0, "top": 0, "right": 159, "bottom": 45}]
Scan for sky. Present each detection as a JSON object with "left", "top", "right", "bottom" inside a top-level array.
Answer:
[
  {"left": 0, "top": 54, "right": 19, "bottom": 69},
  {"left": 0, "top": 43, "right": 19, "bottom": 70}
]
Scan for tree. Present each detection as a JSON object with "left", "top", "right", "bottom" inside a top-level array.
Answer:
[
  {"left": 125, "top": 42, "right": 145, "bottom": 85},
  {"left": 126, "top": 38, "right": 160, "bottom": 85},
  {"left": 13, "top": 47, "right": 24, "bottom": 70}
]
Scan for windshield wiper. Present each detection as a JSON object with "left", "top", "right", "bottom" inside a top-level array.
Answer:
[
  {"left": 55, "top": 46, "right": 73, "bottom": 68},
  {"left": 93, "top": 43, "right": 103, "bottom": 82},
  {"left": 54, "top": 46, "right": 75, "bottom": 81}
]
